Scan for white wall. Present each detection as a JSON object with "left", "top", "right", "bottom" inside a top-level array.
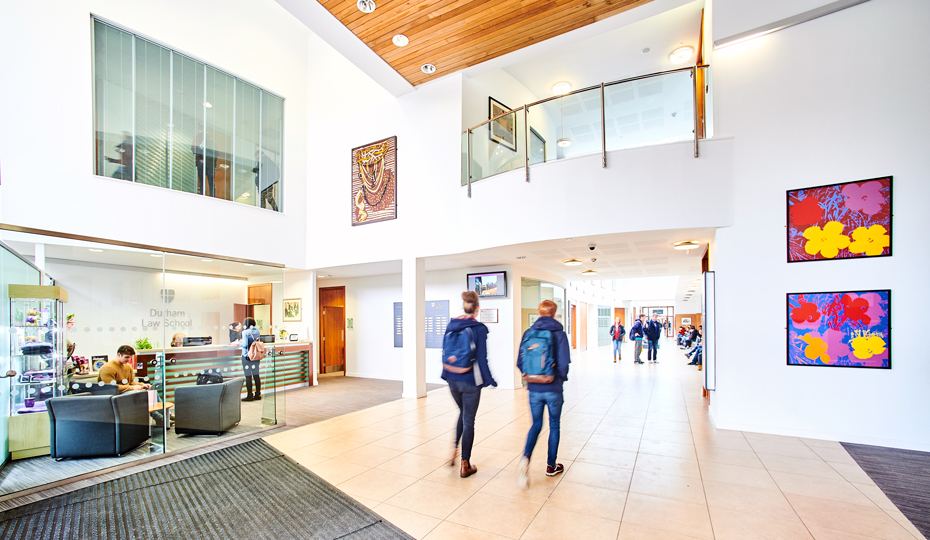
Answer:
[
  {"left": 711, "top": 0, "right": 930, "bottom": 450},
  {"left": 0, "top": 0, "right": 309, "bottom": 269},
  {"left": 712, "top": 0, "right": 839, "bottom": 38}
]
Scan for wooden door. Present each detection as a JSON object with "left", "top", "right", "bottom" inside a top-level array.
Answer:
[
  {"left": 319, "top": 287, "right": 346, "bottom": 374},
  {"left": 570, "top": 305, "right": 577, "bottom": 349},
  {"left": 233, "top": 303, "right": 254, "bottom": 325},
  {"left": 613, "top": 307, "right": 626, "bottom": 329},
  {"left": 579, "top": 302, "right": 588, "bottom": 350}
]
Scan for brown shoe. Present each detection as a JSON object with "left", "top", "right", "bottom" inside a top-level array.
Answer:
[{"left": 460, "top": 459, "right": 477, "bottom": 478}]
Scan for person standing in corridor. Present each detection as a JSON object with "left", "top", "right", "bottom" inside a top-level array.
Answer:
[
  {"left": 630, "top": 315, "right": 645, "bottom": 364},
  {"left": 608, "top": 317, "right": 625, "bottom": 363},
  {"left": 441, "top": 291, "right": 497, "bottom": 478},
  {"left": 645, "top": 313, "right": 663, "bottom": 363}
]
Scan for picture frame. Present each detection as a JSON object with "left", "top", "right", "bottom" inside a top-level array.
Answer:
[
  {"left": 787, "top": 289, "right": 891, "bottom": 369},
  {"left": 786, "top": 176, "right": 892, "bottom": 263},
  {"left": 352, "top": 136, "right": 398, "bottom": 226},
  {"left": 528, "top": 313, "right": 539, "bottom": 326},
  {"left": 478, "top": 308, "right": 498, "bottom": 324},
  {"left": 488, "top": 97, "right": 516, "bottom": 152},
  {"left": 681, "top": 317, "right": 692, "bottom": 325},
  {"left": 283, "top": 298, "right": 302, "bottom": 322}
]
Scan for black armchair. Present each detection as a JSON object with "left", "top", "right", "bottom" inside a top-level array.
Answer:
[
  {"left": 174, "top": 378, "right": 245, "bottom": 435},
  {"left": 47, "top": 392, "right": 150, "bottom": 460}
]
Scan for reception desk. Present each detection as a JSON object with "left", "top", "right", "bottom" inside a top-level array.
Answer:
[{"left": 135, "top": 342, "right": 312, "bottom": 401}]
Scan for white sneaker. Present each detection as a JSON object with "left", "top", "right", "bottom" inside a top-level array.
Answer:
[{"left": 516, "top": 456, "right": 531, "bottom": 490}]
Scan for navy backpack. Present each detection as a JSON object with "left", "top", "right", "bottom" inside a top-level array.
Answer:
[
  {"left": 442, "top": 327, "right": 476, "bottom": 374},
  {"left": 520, "top": 329, "right": 555, "bottom": 384}
]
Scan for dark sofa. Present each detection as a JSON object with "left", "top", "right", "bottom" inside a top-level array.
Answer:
[
  {"left": 47, "top": 391, "right": 150, "bottom": 460},
  {"left": 174, "top": 377, "right": 245, "bottom": 435}
]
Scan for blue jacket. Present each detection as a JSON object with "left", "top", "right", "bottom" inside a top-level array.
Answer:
[
  {"left": 629, "top": 319, "right": 645, "bottom": 339},
  {"left": 240, "top": 327, "right": 259, "bottom": 357},
  {"left": 517, "top": 316, "right": 570, "bottom": 393},
  {"left": 440, "top": 317, "right": 497, "bottom": 388},
  {"left": 609, "top": 324, "right": 625, "bottom": 341},
  {"left": 644, "top": 320, "right": 663, "bottom": 340}
]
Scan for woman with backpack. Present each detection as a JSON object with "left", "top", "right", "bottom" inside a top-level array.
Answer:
[
  {"left": 441, "top": 291, "right": 497, "bottom": 478},
  {"left": 240, "top": 317, "right": 262, "bottom": 402}
]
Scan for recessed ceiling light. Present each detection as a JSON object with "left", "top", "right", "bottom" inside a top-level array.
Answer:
[
  {"left": 552, "top": 82, "right": 571, "bottom": 95},
  {"left": 88, "top": 248, "right": 103, "bottom": 253},
  {"left": 641, "top": 47, "right": 651, "bottom": 54},
  {"left": 201, "top": 258, "right": 213, "bottom": 262},
  {"left": 357, "top": 0, "right": 375, "bottom": 13},
  {"left": 421, "top": 63, "right": 436, "bottom": 74},
  {"left": 674, "top": 241, "right": 700, "bottom": 251},
  {"left": 392, "top": 34, "right": 409, "bottom": 47},
  {"left": 203, "top": 102, "right": 213, "bottom": 108},
  {"left": 669, "top": 46, "right": 694, "bottom": 64},
  {"left": 582, "top": 270, "right": 598, "bottom": 275},
  {"left": 557, "top": 138, "right": 572, "bottom": 147},
  {"left": 563, "top": 258, "right": 583, "bottom": 266}
]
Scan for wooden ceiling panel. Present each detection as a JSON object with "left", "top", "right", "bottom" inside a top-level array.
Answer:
[{"left": 319, "top": 0, "right": 656, "bottom": 86}]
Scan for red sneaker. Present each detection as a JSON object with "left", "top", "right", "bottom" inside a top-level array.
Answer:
[{"left": 546, "top": 463, "right": 564, "bottom": 477}]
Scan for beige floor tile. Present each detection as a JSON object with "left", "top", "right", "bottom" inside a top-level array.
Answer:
[
  {"left": 409, "top": 438, "right": 458, "bottom": 459},
  {"left": 372, "top": 433, "right": 433, "bottom": 452},
  {"left": 829, "top": 462, "right": 875, "bottom": 485},
  {"left": 337, "top": 467, "right": 420, "bottom": 502},
  {"left": 810, "top": 446, "right": 858, "bottom": 465},
  {"left": 617, "top": 522, "right": 706, "bottom": 539},
  {"left": 757, "top": 452, "right": 845, "bottom": 480},
  {"left": 634, "top": 453, "right": 702, "bottom": 480},
  {"left": 800, "top": 438, "right": 843, "bottom": 449},
  {"left": 695, "top": 445, "right": 765, "bottom": 469},
  {"left": 807, "top": 525, "right": 898, "bottom": 540},
  {"left": 422, "top": 462, "right": 500, "bottom": 491},
  {"left": 785, "top": 493, "right": 914, "bottom": 540},
  {"left": 264, "top": 429, "right": 333, "bottom": 450},
  {"left": 743, "top": 432, "right": 806, "bottom": 444},
  {"left": 337, "top": 443, "right": 406, "bottom": 467},
  {"left": 851, "top": 482, "right": 898, "bottom": 511},
  {"left": 301, "top": 436, "right": 366, "bottom": 458},
  {"left": 641, "top": 428, "right": 696, "bottom": 445},
  {"left": 699, "top": 461, "right": 780, "bottom": 490},
  {"left": 639, "top": 439, "right": 697, "bottom": 459},
  {"left": 476, "top": 432, "right": 528, "bottom": 452},
  {"left": 479, "top": 468, "right": 562, "bottom": 504},
  {"left": 446, "top": 492, "right": 541, "bottom": 539},
  {"left": 586, "top": 433, "right": 642, "bottom": 452},
  {"left": 575, "top": 446, "right": 638, "bottom": 469},
  {"left": 691, "top": 435, "right": 754, "bottom": 452},
  {"left": 703, "top": 480, "right": 801, "bottom": 522},
  {"left": 708, "top": 506, "right": 814, "bottom": 539},
  {"left": 377, "top": 452, "right": 450, "bottom": 478},
  {"left": 629, "top": 470, "right": 705, "bottom": 505},
  {"left": 308, "top": 459, "right": 370, "bottom": 485},
  {"left": 644, "top": 419, "right": 693, "bottom": 433},
  {"left": 385, "top": 479, "right": 476, "bottom": 519},
  {"left": 373, "top": 503, "right": 441, "bottom": 539},
  {"left": 622, "top": 493, "right": 713, "bottom": 539},
  {"left": 284, "top": 448, "right": 331, "bottom": 468},
  {"left": 599, "top": 416, "right": 647, "bottom": 428},
  {"left": 594, "top": 425, "right": 644, "bottom": 440},
  {"left": 521, "top": 504, "right": 621, "bottom": 540},
  {"left": 750, "top": 440, "right": 822, "bottom": 460},
  {"left": 468, "top": 446, "right": 523, "bottom": 469},
  {"left": 545, "top": 480, "right": 627, "bottom": 520},
  {"left": 350, "top": 495, "right": 381, "bottom": 509},
  {"left": 561, "top": 461, "right": 634, "bottom": 491},
  {"left": 883, "top": 507, "right": 926, "bottom": 540},
  {"left": 770, "top": 470, "right": 875, "bottom": 506},
  {"left": 339, "top": 428, "right": 395, "bottom": 444},
  {"left": 422, "top": 521, "right": 511, "bottom": 540}
]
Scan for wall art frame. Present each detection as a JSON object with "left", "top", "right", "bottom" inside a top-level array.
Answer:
[
  {"left": 283, "top": 298, "right": 302, "bottom": 322},
  {"left": 786, "top": 289, "right": 891, "bottom": 369},
  {"left": 786, "top": 176, "right": 892, "bottom": 263},
  {"left": 488, "top": 97, "right": 516, "bottom": 152},
  {"left": 351, "top": 136, "right": 397, "bottom": 226}
]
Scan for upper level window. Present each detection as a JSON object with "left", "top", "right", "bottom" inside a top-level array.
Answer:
[{"left": 92, "top": 18, "right": 284, "bottom": 211}]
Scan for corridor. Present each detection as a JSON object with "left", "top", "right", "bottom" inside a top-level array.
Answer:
[{"left": 264, "top": 339, "right": 924, "bottom": 540}]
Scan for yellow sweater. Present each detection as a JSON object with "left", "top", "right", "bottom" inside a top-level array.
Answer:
[{"left": 97, "top": 361, "right": 137, "bottom": 393}]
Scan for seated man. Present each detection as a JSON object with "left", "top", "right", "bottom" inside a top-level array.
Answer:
[{"left": 98, "top": 345, "right": 151, "bottom": 393}]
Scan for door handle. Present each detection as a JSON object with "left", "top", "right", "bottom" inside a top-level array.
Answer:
[{"left": 0, "top": 370, "right": 17, "bottom": 379}]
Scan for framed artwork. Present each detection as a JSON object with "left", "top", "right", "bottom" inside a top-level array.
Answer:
[
  {"left": 528, "top": 313, "right": 539, "bottom": 326},
  {"left": 787, "top": 289, "right": 890, "bottom": 369},
  {"left": 681, "top": 317, "right": 692, "bottom": 325},
  {"left": 787, "top": 176, "right": 892, "bottom": 262},
  {"left": 352, "top": 136, "right": 397, "bottom": 226},
  {"left": 283, "top": 298, "right": 302, "bottom": 322},
  {"left": 488, "top": 97, "right": 516, "bottom": 151}
]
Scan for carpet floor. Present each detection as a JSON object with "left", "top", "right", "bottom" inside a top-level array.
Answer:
[
  {"left": 843, "top": 442, "right": 930, "bottom": 538},
  {"left": 0, "top": 439, "right": 412, "bottom": 540}
]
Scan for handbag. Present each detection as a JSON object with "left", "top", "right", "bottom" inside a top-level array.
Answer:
[{"left": 196, "top": 371, "right": 224, "bottom": 385}]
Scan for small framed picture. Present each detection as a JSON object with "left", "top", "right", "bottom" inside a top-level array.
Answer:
[
  {"left": 283, "top": 298, "right": 302, "bottom": 322},
  {"left": 681, "top": 317, "right": 692, "bottom": 325},
  {"left": 489, "top": 97, "right": 516, "bottom": 152},
  {"left": 478, "top": 309, "right": 499, "bottom": 324}
]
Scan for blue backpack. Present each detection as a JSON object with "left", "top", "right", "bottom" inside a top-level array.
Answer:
[
  {"left": 520, "top": 329, "right": 555, "bottom": 384},
  {"left": 442, "top": 327, "right": 476, "bottom": 374}
]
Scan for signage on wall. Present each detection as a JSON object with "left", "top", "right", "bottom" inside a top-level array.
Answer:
[
  {"left": 392, "top": 300, "right": 450, "bottom": 349},
  {"left": 142, "top": 308, "right": 193, "bottom": 329},
  {"left": 393, "top": 302, "right": 403, "bottom": 348}
]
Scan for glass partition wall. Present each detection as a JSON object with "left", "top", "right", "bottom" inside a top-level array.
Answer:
[
  {"left": 521, "top": 278, "right": 566, "bottom": 334},
  {"left": 0, "top": 230, "right": 291, "bottom": 496}
]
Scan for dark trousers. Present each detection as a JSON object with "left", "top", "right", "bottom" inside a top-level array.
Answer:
[
  {"left": 245, "top": 374, "right": 262, "bottom": 395},
  {"left": 448, "top": 379, "right": 481, "bottom": 461},
  {"left": 647, "top": 339, "right": 659, "bottom": 360}
]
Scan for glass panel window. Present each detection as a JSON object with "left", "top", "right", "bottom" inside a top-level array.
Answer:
[{"left": 91, "top": 19, "right": 284, "bottom": 211}]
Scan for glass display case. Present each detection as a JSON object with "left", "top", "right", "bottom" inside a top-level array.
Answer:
[{"left": 8, "top": 286, "right": 69, "bottom": 417}]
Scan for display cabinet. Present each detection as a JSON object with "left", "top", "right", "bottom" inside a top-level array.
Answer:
[{"left": 7, "top": 286, "right": 69, "bottom": 458}]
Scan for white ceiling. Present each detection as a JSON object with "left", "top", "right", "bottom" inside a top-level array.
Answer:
[{"left": 501, "top": 1, "right": 704, "bottom": 100}]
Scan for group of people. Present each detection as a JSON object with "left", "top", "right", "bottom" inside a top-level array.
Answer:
[
  {"left": 612, "top": 314, "right": 664, "bottom": 364},
  {"left": 678, "top": 325, "right": 703, "bottom": 366},
  {"left": 440, "top": 292, "right": 570, "bottom": 488}
]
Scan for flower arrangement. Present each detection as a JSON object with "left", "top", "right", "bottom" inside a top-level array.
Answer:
[
  {"left": 67, "top": 314, "right": 75, "bottom": 330},
  {"left": 278, "top": 329, "right": 289, "bottom": 340}
]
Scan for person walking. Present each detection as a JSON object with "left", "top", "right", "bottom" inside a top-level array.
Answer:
[
  {"left": 441, "top": 291, "right": 497, "bottom": 478},
  {"left": 608, "top": 317, "right": 625, "bottom": 363},
  {"left": 645, "top": 313, "right": 663, "bottom": 363},
  {"left": 516, "top": 300, "right": 571, "bottom": 490},
  {"left": 240, "top": 317, "right": 262, "bottom": 401},
  {"left": 630, "top": 315, "right": 645, "bottom": 364}
]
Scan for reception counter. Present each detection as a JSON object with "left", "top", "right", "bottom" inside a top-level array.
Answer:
[{"left": 135, "top": 341, "right": 312, "bottom": 401}]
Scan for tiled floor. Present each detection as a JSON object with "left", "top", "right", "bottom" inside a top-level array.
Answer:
[{"left": 264, "top": 340, "right": 926, "bottom": 540}]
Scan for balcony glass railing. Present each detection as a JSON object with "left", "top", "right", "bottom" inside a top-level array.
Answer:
[{"left": 462, "top": 66, "right": 708, "bottom": 195}]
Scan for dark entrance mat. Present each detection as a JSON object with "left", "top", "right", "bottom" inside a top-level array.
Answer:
[
  {"left": 842, "top": 442, "right": 930, "bottom": 538},
  {"left": 0, "top": 439, "right": 412, "bottom": 540}
]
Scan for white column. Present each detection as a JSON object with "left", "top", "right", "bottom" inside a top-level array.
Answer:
[
  {"left": 309, "top": 270, "right": 319, "bottom": 386},
  {"left": 34, "top": 244, "right": 46, "bottom": 284},
  {"left": 402, "top": 257, "right": 426, "bottom": 398}
]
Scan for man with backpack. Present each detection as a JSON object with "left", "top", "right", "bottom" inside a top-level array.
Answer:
[
  {"left": 516, "top": 300, "right": 571, "bottom": 490},
  {"left": 644, "top": 313, "right": 663, "bottom": 363},
  {"left": 608, "top": 317, "right": 625, "bottom": 363},
  {"left": 629, "top": 315, "right": 645, "bottom": 364}
]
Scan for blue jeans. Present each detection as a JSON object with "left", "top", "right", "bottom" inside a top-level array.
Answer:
[
  {"left": 524, "top": 391, "right": 563, "bottom": 468},
  {"left": 448, "top": 379, "right": 481, "bottom": 461},
  {"left": 647, "top": 339, "right": 659, "bottom": 360},
  {"left": 612, "top": 338, "right": 623, "bottom": 358}
]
